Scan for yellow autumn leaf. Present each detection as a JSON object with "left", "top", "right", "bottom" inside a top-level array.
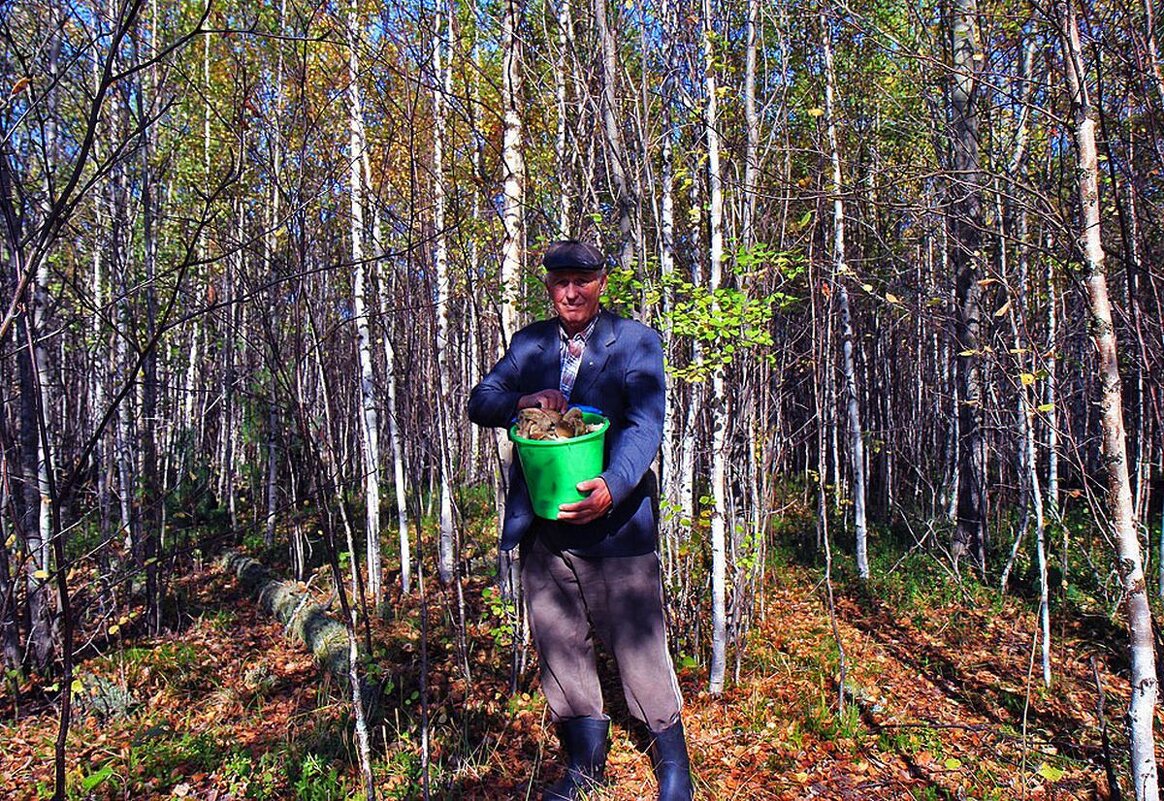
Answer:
[
  {"left": 886, "top": 293, "right": 901, "bottom": 304},
  {"left": 10, "top": 76, "right": 31, "bottom": 97},
  {"left": 108, "top": 624, "right": 120, "bottom": 636},
  {"left": 4, "top": 533, "right": 14, "bottom": 549},
  {"left": 1038, "top": 762, "right": 1065, "bottom": 781},
  {"left": 33, "top": 569, "right": 49, "bottom": 580},
  {"left": 994, "top": 300, "right": 1011, "bottom": 317},
  {"left": 1020, "top": 372, "right": 1036, "bottom": 386},
  {"left": 806, "top": 107, "right": 825, "bottom": 117}
]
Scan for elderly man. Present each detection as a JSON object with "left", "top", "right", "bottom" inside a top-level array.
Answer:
[{"left": 468, "top": 240, "right": 694, "bottom": 800}]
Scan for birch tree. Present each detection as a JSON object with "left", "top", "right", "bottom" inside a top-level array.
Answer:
[
  {"left": 820, "top": 6, "right": 868, "bottom": 580},
  {"left": 432, "top": 0, "right": 457, "bottom": 587},
  {"left": 347, "top": 0, "right": 383, "bottom": 605},
  {"left": 1057, "top": 1, "right": 1160, "bottom": 796},
  {"left": 703, "top": 0, "right": 729, "bottom": 696},
  {"left": 497, "top": 0, "right": 525, "bottom": 603}
]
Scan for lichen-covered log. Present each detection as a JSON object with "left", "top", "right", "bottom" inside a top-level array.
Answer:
[{"left": 220, "top": 551, "right": 368, "bottom": 703}]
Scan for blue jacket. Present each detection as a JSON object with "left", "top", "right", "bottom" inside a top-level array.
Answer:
[{"left": 468, "top": 309, "right": 665, "bottom": 557}]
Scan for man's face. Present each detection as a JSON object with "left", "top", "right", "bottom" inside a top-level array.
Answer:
[{"left": 546, "top": 269, "right": 606, "bottom": 334}]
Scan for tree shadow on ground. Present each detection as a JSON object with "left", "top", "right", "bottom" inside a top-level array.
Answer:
[{"left": 839, "top": 583, "right": 1106, "bottom": 766}]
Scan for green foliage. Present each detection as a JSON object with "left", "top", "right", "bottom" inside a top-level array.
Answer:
[
  {"left": 379, "top": 745, "right": 423, "bottom": 801},
  {"left": 292, "top": 753, "right": 347, "bottom": 801},
  {"left": 600, "top": 243, "right": 805, "bottom": 380},
  {"left": 862, "top": 547, "right": 970, "bottom": 616},
  {"left": 125, "top": 727, "right": 225, "bottom": 790},
  {"left": 799, "top": 691, "right": 864, "bottom": 747},
  {"left": 877, "top": 725, "right": 941, "bottom": 759},
  {"left": 480, "top": 585, "right": 516, "bottom": 649},
  {"left": 222, "top": 750, "right": 281, "bottom": 799},
  {"left": 734, "top": 521, "right": 764, "bottom": 578},
  {"left": 77, "top": 763, "right": 115, "bottom": 795},
  {"left": 600, "top": 265, "right": 641, "bottom": 317},
  {"left": 665, "top": 244, "right": 804, "bottom": 381}
]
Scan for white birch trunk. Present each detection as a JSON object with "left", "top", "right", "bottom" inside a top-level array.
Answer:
[
  {"left": 658, "top": 0, "right": 679, "bottom": 576},
  {"left": 703, "top": 0, "right": 728, "bottom": 696},
  {"left": 677, "top": 148, "right": 703, "bottom": 532},
  {"left": 742, "top": 0, "right": 759, "bottom": 243},
  {"left": 372, "top": 239, "right": 410, "bottom": 594},
  {"left": 1059, "top": 2, "right": 1159, "bottom": 795},
  {"left": 1045, "top": 246, "right": 1059, "bottom": 522},
  {"left": 115, "top": 195, "right": 136, "bottom": 548},
  {"left": 501, "top": 0, "right": 525, "bottom": 347},
  {"left": 90, "top": 90, "right": 111, "bottom": 539},
  {"left": 555, "top": 0, "right": 574, "bottom": 236},
  {"left": 1146, "top": 0, "right": 1164, "bottom": 113},
  {"left": 184, "top": 31, "right": 210, "bottom": 437},
  {"left": 433, "top": 4, "right": 456, "bottom": 586},
  {"left": 498, "top": 0, "right": 526, "bottom": 603},
  {"left": 347, "top": 0, "right": 382, "bottom": 606},
  {"left": 363, "top": 132, "right": 410, "bottom": 597},
  {"left": 383, "top": 322, "right": 410, "bottom": 594},
  {"left": 821, "top": 10, "right": 868, "bottom": 579}
]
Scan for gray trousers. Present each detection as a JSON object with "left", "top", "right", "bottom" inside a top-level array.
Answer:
[{"left": 521, "top": 536, "right": 683, "bottom": 733}]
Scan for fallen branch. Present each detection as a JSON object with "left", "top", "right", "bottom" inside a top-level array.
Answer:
[{"left": 219, "top": 550, "right": 377, "bottom": 715}]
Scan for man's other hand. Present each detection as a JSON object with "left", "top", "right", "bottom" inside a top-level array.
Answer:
[
  {"left": 557, "top": 478, "right": 612, "bottom": 525},
  {"left": 518, "top": 389, "right": 568, "bottom": 413}
]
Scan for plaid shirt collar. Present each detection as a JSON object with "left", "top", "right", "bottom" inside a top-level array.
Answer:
[{"left": 559, "top": 313, "right": 600, "bottom": 350}]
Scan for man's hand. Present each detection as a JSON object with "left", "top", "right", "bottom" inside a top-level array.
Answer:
[
  {"left": 518, "top": 389, "right": 567, "bottom": 413},
  {"left": 557, "top": 477, "right": 612, "bottom": 525}
]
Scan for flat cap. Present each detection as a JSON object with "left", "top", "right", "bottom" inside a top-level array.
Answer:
[{"left": 542, "top": 240, "right": 607, "bottom": 272}]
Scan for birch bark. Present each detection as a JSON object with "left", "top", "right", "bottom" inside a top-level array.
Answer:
[
  {"left": 498, "top": 0, "right": 525, "bottom": 605},
  {"left": 1058, "top": 1, "right": 1159, "bottom": 796},
  {"left": 347, "top": 0, "right": 383, "bottom": 605},
  {"left": 742, "top": 0, "right": 759, "bottom": 243},
  {"left": 555, "top": 0, "right": 575, "bottom": 236},
  {"left": 433, "top": 2, "right": 457, "bottom": 586},
  {"left": 821, "top": 8, "right": 868, "bottom": 579},
  {"left": 703, "top": 0, "right": 728, "bottom": 695}
]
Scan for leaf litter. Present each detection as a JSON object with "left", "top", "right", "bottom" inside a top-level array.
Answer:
[{"left": 0, "top": 551, "right": 1139, "bottom": 799}]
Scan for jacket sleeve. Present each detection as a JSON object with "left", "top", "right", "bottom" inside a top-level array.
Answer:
[
  {"left": 600, "top": 326, "right": 665, "bottom": 508},
  {"left": 468, "top": 339, "right": 525, "bottom": 429}
]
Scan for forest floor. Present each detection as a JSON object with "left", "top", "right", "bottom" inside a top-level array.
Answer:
[{"left": 0, "top": 513, "right": 1139, "bottom": 800}]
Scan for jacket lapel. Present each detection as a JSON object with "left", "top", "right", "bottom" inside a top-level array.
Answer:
[
  {"left": 572, "top": 310, "right": 615, "bottom": 400},
  {"left": 533, "top": 324, "right": 560, "bottom": 391}
]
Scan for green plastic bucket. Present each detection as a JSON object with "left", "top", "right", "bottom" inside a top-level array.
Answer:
[{"left": 509, "top": 412, "right": 610, "bottom": 519}]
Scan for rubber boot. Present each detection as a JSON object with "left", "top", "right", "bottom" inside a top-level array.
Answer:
[
  {"left": 649, "top": 719, "right": 694, "bottom": 801},
  {"left": 543, "top": 716, "right": 610, "bottom": 801}
]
